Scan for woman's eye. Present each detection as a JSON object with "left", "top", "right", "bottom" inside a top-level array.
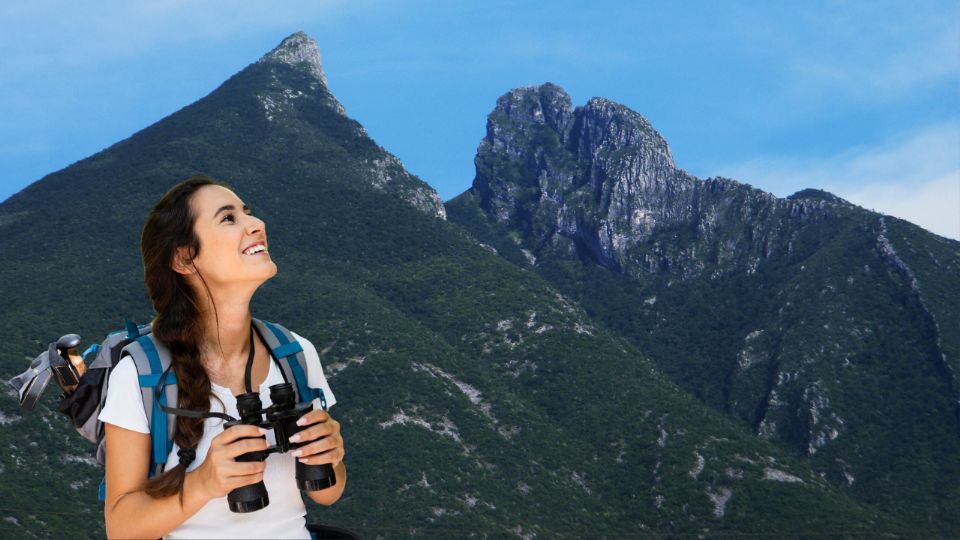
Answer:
[{"left": 221, "top": 213, "right": 235, "bottom": 223}]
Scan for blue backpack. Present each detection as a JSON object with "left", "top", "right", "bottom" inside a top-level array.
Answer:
[{"left": 20, "top": 318, "right": 327, "bottom": 500}]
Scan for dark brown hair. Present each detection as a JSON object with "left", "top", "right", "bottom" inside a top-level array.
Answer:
[{"left": 139, "top": 174, "right": 228, "bottom": 502}]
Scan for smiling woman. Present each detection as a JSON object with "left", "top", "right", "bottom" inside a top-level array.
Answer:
[
  {"left": 97, "top": 174, "right": 350, "bottom": 539},
  {"left": 177, "top": 186, "right": 278, "bottom": 292}
]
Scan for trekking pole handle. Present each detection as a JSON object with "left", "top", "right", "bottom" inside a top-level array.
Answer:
[
  {"left": 52, "top": 334, "right": 86, "bottom": 393},
  {"left": 56, "top": 334, "right": 81, "bottom": 352}
]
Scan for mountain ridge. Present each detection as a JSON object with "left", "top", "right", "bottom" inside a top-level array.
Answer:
[
  {"left": 0, "top": 34, "right": 937, "bottom": 537},
  {"left": 447, "top": 80, "right": 960, "bottom": 529}
]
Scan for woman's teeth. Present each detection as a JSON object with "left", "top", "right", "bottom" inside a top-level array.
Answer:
[{"left": 243, "top": 245, "right": 267, "bottom": 255}]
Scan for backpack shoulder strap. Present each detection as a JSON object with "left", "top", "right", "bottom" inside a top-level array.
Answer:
[
  {"left": 120, "top": 332, "right": 177, "bottom": 477},
  {"left": 252, "top": 318, "right": 326, "bottom": 409},
  {"left": 93, "top": 321, "right": 155, "bottom": 455}
]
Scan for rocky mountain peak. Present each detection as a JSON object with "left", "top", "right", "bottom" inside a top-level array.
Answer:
[
  {"left": 484, "top": 83, "right": 676, "bottom": 173},
  {"left": 576, "top": 97, "right": 674, "bottom": 166},
  {"left": 472, "top": 82, "right": 868, "bottom": 278},
  {"left": 787, "top": 188, "right": 853, "bottom": 206},
  {"left": 472, "top": 82, "right": 691, "bottom": 262},
  {"left": 494, "top": 82, "right": 574, "bottom": 135},
  {"left": 467, "top": 81, "right": 881, "bottom": 283},
  {"left": 257, "top": 31, "right": 329, "bottom": 86}
]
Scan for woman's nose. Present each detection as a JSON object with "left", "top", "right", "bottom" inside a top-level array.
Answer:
[{"left": 245, "top": 215, "right": 265, "bottom": 235}]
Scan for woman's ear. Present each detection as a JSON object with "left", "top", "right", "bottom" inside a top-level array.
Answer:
[{"left": 171, "top": 247, "right": 196, "bottom": 275}]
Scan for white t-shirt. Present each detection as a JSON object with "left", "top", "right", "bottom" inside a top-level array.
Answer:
[{"left": 98, "top": 331, "right": 337, "bottom": 540}]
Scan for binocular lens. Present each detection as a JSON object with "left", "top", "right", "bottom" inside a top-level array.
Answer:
[
  {"left": 297, "top": 461, "right": 337, "bottom": 492},
  {"left": 269, "top": 383, "right": 296, "bottom": 408},
  {"left": 228, "top": 483, "right": 269, "bottom": 513},
  {"left": 236, "top": 392, "right": 263, "bottom": 418}
]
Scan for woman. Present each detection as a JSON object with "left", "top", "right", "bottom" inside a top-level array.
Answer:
[{"left": 98, "top": 175, "right": 346, "bottom": 539}]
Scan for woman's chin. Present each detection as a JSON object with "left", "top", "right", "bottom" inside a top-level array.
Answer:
[
  {"left": 240, "top": 262, "right": 278, "bottom": 288},
  {"left": 262, "top": 262, "right": 279, "bottom": 280}
]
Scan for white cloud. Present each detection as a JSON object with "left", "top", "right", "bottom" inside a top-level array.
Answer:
[
  {"left": 836, "top": 173, "right": 959, "bottom": 241},
  {"left": 785, "top": 12, "right": 960, "bottom": 104},
  {"left": 730, "top": 1, "right": 960, "bottom": 110},
  {"left": 715, "top": 122, "right": 960, "bottom": 240},
  {"left": 0, "top": 0, "right": 370, "bottom": 72}
]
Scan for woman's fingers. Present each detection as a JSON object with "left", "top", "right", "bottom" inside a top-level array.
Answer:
[
  {"left": 296, "top": 409, "right": 329, "bottom": 427},
  {"left": 289, "top": 412, "right": 345, "bottom": 465},
  {"left": 226, "top": 471, "right": 265, "bottom": 490},
  {"left": 220, "top": 436, "right": 269, "bottom": 460},
  {"left": 214, "top": 424, "right": 265, "bottom": 446},
  {"left": 293, "top": 433, "right": 340, "bottom": 457},
  {"left": 198, "top": 415, "right": 344, "bottom": 498},
  {"left": 294, "top": 431, "right": 345, "bottom": 465},
  {"left": 297, "top": 443, "right": 345, "bottom": 466},
  {"left": 194, "top": 425, "right": 270, "bottom": 498},
  {"left": 196, "top": 453, "right": 266, "bottom": 498},
  {"left": 221, "top": 459, "right": 266, "bottom": 476},
  {"left": 207, "top": 424, "right": 268, "bottom": 460},
  {"left": 291, "top": 417, "right": 339, "bottom": 444}
]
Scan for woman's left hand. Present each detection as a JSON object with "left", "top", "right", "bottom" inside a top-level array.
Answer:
[{"left": 289, "top": 409, "right": 344, "bottom": 467}]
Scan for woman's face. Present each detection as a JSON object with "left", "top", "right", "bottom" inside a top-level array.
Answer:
[{"left": 178, "top": 184, "right": 277, "bottom": 287}]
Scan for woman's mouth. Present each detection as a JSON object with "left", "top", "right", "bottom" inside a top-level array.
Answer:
[{"left": 242, "top": 243, "right": 268, "bottom": 255}]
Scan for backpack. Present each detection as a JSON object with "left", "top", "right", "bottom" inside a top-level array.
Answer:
[{"left": 13, "top": 318, "right": 327, "bottom": 501}]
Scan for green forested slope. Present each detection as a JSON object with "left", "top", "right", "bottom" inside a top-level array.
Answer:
[
  {"left": 445, "top": 82, "right": 960, "bottom": 533},
  {"left": 0, "top": 34, "right": 917, "bottom": 538}
]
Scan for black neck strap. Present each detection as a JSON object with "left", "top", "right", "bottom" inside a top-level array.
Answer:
[
  {"left": 243, "top": 325, "right": 255, "bottom": 394},
  {"left": 155, "top": 362, "right": 234, "bottom": 421},
  {"left": 154, "top": 326, "right": 257, "bottom": 423},
  {"left": 154, "top": 324, "right": 290, "bottom": 423}
]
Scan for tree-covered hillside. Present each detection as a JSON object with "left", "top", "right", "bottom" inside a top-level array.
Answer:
[{"left": 0, "top": 34, "right": 922, "bottom": 539}]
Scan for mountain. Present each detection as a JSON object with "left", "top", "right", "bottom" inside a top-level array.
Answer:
[
  {"left": 446, "top": 82, "right": 960, "bottom": 530},
  {"left": 0, "top": 33, "right": 917, "bottom": 538}
]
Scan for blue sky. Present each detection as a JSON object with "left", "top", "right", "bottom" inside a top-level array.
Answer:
[{"left": 1, "top": 0, "right": 958, "bottom": 239}]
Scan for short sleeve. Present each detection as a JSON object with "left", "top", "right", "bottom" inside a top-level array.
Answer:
[
  {"left": 97, "top": 355, "right": 150, "bottom": 434},
  {"left": 291, "top": 331, "right": 337, "bottom": 410}
]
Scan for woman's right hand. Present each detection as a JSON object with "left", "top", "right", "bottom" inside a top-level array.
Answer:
[{"left": 191, "top": 424, "right": 269, "bottom": 501}]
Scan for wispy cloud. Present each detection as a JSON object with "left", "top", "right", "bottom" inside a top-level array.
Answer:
[
  {"left": 715, "top": 122, "right": 960, "bottom": 240},
  {"left": 780, "top": 4, "right": 960, "bottom": 105},
  {"left": 838, "top": 173, "right": 959, "bottom": 241},
  {"left": 0, "top": 0, "right": 367, "bottom": 72}
]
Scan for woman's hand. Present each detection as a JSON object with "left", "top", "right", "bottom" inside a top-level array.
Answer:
[
  {"left": 288, "top": 409, "right": 344, "bottom": 467},
  {"left": 191, "top": 424, "right": 269, "bottom": 501}
]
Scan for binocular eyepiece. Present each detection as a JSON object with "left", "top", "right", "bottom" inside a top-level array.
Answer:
[{"left": 224, "top": 382, "right": 337, "bottom": 513}]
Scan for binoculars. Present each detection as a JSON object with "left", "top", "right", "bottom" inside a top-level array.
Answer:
[{"left": 224, "top": 382, "right": 337, "bottom": 513}]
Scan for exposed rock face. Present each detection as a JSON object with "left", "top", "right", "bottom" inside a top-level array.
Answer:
[
  {"left": 251, "top": 32, "right": 445, "bottom": 219},
  {"left": 471, "top": 82, "right": 844, "bottom": 279},
  {"left": 255, "top": 31, "right": 347, "bottom": 117},
  {"left": 449, "top": 81, "right": 960, "bottom": 528},
  {"left": 366, "top": 155, "right": 447, "bottom": 220},
  {"left": 0, "top": 34, "right": 932, "bottom": 539},
  {"left": 258, "top": 31, "right": 330, "bottom": 88}
]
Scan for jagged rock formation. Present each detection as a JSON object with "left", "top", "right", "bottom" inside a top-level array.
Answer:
[
  {"left": 447, "top": 82, "right": 960, "bottom": 529},
  {"left": 0, "top": 35, "right": 916, "bottom": 538},
  {"left": 470, "top": 83, "right": 850, "bottom": 280}
]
